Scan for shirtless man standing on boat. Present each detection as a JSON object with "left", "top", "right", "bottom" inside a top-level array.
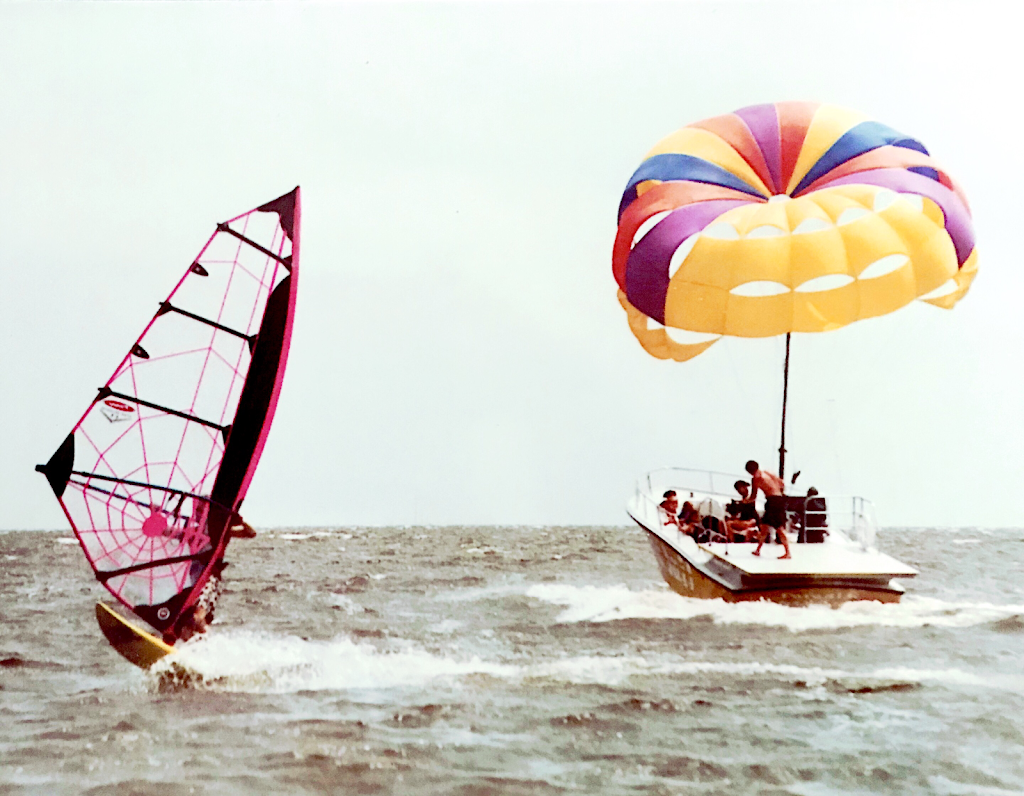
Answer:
[{"left": 746, "top": 460, "right": 792, "bottom": 559}]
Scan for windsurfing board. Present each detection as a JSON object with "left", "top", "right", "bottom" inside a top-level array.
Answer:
[{"left": 95, "top": 602, "right": 175, "bottom": 669}]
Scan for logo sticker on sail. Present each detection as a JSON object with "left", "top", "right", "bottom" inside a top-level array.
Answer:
[{"left": 100, "top": 398, "right": 136, "bottom": 423}]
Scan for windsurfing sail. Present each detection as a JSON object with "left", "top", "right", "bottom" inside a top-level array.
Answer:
[{"left": 36, "top": 187, "right": 301, "bottom": 639}]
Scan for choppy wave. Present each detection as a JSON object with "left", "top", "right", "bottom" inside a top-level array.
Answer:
[
  {"left": 526, "top": 656, "right": 1024, "bottom": 692},
  {"left": 151, "top": 631, "right": 515, "bottom": 693},
  {"left": 147, "top": 629, "right": 1024, "bottom": 695},
  {"left": 275, "top": 531, "right": 336, "bottom": 541},
  {"left": 526, "top": 583, "right": 1024, "bottom": 632},
  {"left": 927, "top": 777, "right": 1024, "bottom": 796}
]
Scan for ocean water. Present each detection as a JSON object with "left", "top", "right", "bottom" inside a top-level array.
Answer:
[{"left": 2, "top": 525, "right": 1024, "bottom": 795}]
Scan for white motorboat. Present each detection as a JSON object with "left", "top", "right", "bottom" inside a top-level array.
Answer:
[{"left": 628, "top": 468, "right": 917, "bottom": 606}]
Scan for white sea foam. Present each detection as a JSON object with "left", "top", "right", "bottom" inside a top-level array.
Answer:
[
  {"left": 152, "top": 630, "right": 1024, "bottom": 695},
  {"left": 274, "top": 531, "right": 336, "bottom": 541},
  {"left": 427, "top": 619, "right": 465, "bottom": 634},
  {"left": 154, "top": 630, "right": 515, "bottom": 693},
  {"left": 435, "top": 581, "right": 529, "bottom": 603},
  {"left": 928, "top": 776, "right": 1024, "bottom": 796},
  {"left": 526, "top": 583, "right": 1024, "bottom": 632},
  {"left": 324, "top": 593, "right": 363, "bottom": 614},
  {"left": 522, "top": 656, "right": 1022, "bottom": 690}
]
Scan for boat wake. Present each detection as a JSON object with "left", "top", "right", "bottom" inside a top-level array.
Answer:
[{"left": 526, "top": 583, "right": 1024, "bottom": 632}]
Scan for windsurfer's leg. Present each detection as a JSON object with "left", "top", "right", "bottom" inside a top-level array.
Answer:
[
  {"left": 193, "top": 605, "right": 209, "bottom": 634},
  {"left": 177, "top": 620, "right": 195, "bottom": 643}
]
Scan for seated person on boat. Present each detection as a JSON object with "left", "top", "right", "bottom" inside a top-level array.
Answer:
[
  {"left": 678, "top": 500, "right": 702, "bottom": 538},
  {"left": 659, "top": 490, "right": 681, "bottom": 529},
  {"left": 803, "top": 487, "right": 828, "bottom": 543},
  {"left": 747, "top": 460, "right": 792, "bottom": 560},
  {"left": 725, "top": 480, "right": 759, "bottom": 541},
  {"left": 696, "top": 497, "right": 729, "bottom": 543}
]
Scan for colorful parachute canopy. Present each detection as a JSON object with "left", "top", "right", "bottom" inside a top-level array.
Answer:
[
  {"left": 36, "top": 188, "right": 300, "bottom": 636},
  {"left": 613, "top": 102, "right": 977, "bottom": 361}
]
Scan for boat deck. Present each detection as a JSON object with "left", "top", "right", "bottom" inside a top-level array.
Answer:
[{"left": 698, "top": 541, "right": 918, "bottom": 578}]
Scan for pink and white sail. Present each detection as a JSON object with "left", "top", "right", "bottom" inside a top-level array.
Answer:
[{"left": 37, "top": 188, "right": 300, "bottom": 638}]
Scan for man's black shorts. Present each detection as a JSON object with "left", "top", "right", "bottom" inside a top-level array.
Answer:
[{"left": 762, "top": 495, "right": 788, "bottom": 529}]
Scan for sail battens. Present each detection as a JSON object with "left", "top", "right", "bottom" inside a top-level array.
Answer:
[
  {"left": 94, "top": 553, "right": 207, "bottom": 583},
  {"left": 216, "top": 223, "right": 292, "bottom": 270},
  {"left": 96, "top": 387, "right": 229, "bottom": 432},
  {"left": 68, "top": 479, "right": 197, "bottom": 520},
  {"left": 68, "top": 470, "right": 217, "bottom": 504},
  {"left": 158, "top": 302, "right": 255, "bottom": 342}
]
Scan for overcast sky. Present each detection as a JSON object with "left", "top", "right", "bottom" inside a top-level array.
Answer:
[{"left": 2, "top": 1, "right": 1020, "bottom": 530}]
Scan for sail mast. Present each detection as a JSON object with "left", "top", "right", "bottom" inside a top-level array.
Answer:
[{"left": 779, "top": 332, "right": 791, "bottom": 479}]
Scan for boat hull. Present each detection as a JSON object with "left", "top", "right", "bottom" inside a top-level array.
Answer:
[{"left": 643, "top": 524, "right": 904, "bottom": 607}]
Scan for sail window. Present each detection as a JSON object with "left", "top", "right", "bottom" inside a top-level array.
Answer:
[
  {"left": 730, "top": 281, "right": 791, "bottom": 297},
  {"left": 919, "top": 279, "right": 958, "bottom": 301},
  {"left": 702, "top": 222, "right": 740, "bottom": 240},
  {"left": 795, "top": 274, "right": 855, "bottom": 293},
  {"left": 872, "top": 189, "right": 900, "bottom": 212},
  {"left": 837, "top": 207, "right": 871, "bottom": 226},
  {"left": 792, "top": 217, "right": 831, "bottom": 235},
  {"left": 746, "top": 225, "right": 786, "bottom": 238},
  {"left": 858, "top": 254, "right": 909, "bottom": 280},
  {"left": 631, "top": 211, "right": 673, "bottom": 249},
  {"left": 665, "top": 328, "right": 720, "bottom": 345},
  {"left": 668, "top": 234, "right": 699, "bottom": 279},
  {"left": 900, "top": 193, "right": 925, "bottom": 212}
]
